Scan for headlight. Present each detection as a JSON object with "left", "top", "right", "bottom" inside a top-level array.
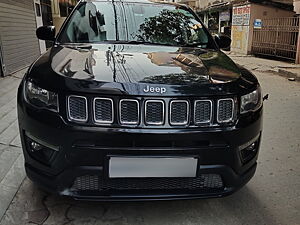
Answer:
[
  {"left": 24, "top": 81, "right": 58, "bottom": 111},
  {"left": 240, "top": 87, "right": 262, "bottom": 114}
]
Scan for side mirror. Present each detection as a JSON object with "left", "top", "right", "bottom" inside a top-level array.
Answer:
[
  {"left": 36, "top": 26, "right": 56, "bottom": 41},
  {"left": 214, "top": 34, "right": 231, "bottom": 50}
]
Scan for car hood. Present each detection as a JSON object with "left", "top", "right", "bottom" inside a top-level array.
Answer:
[{"left": 29, "top": 44, "right": 258, "bottom": 96}]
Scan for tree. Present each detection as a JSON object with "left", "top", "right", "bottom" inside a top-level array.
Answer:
[{"left": 137, "top": 10, "right": 191, "bottom": 45}]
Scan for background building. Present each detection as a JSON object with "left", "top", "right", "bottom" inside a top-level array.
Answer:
[
  {"left": 176, "top": 0, "right": 300, "bottom": 63},
  {"left": 51, "top": 0, "right": 78, "bottom": 32},
  {"left": 0, "top": 0, "right": 41, "bottom": 76},
  {"left": 0, "top": 0, "right": 79, "bottom": 77}
]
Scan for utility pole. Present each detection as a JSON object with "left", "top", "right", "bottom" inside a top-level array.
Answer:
[{"left": 112, "top": 0, "right": 119, "bottom": 41}]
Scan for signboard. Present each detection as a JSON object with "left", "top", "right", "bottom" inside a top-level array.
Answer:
[
  {"left": 254, "top": 19, "right": 262, "bottom": 29},
  {"left": 219, "top": 11, "right": 230, "bottom": 22},
  {"left": 232, "top": 5, "right": 251, "bottom": 26}
]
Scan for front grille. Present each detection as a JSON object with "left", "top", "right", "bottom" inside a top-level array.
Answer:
[
  {"left": 68, "top": 96, "right": 87, "bottom": 122},
  {"left": 217, "top": 99, "right": 234, "bottom": 123},
  {"left": 71, "top": 174, "right": 224, "bottom": 192},
  {"left": 66, "top": 96, "right": 235, "bottom": 127},
  {"left": 94, "top": 98, "right": 113, "bottom": 124},
  {"left": 170, "top": 100, "right": 189, "bottom": 125},
  {"left": 194, "top": 100, "right": 212, "bottom": 124},
  {"left": 145, "top": 100, "right": 164, "bottom": 125},
  {"left": 120, "top": 99, "right": 139, "bottom": 125}
]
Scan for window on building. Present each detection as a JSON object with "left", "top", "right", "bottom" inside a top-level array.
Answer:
[
  {"left": 41, "top": 0, "right": 53, "bottom": 26},
  {"left": 59, "top": 0, "right": 79, "bottom": 17},
  {"left": 35, "top": 3, "right": 41, "bottom": 17}
]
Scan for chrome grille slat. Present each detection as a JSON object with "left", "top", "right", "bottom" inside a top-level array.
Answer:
[
  {"left": 67, "top": 95, "right": 88, "bottom": 122},
  {"left": 94, "top": 98, "right": 113, "bottom": 124},
  {"left": 120, "top": 99, "right": 139, "bottom": 125},
  {"left": 170, "top": 100, "right": 189, "bottom": 125},
  {"left": 194, "top": 100, "right": 212, "bottom": 124},
  {"left": 217, "top": 99, "right": 234, "bottom": 123},
  {"left": 67, "top": 96, "right": 235, "bottom": 126},
  {"left": 145, "top": 100, "right": 164, "bottom": 125}
]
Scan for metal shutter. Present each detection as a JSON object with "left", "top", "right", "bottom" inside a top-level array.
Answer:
[{"left": 0, "top": 0, "right": 40, "bottom": 76}]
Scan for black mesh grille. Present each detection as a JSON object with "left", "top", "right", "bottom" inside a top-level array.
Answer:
[
  {"left": 94, "top": 98, "right": 113, "bottom": 123},
  {"left": 170, "top": 101, "right": 188, "bottom": 125},
  {"left": 68, "top": 96, "right": 87, "bottom": 121},
  {"left": 218, "top": 99, "right": 234, "bottom": 122},
  {"left": 72, "top": 175, "right": 99, "bottom": 191},
  {"left": 145, "top": 101, "right": 164, "bottom": 125},
  {"left": 67, "top": 97, "right": 235, "bottom": 126},
  {"left": 194, "top": 100, "right": 212, "bottom": 124},
  {"left": 120, "top": 100, "right": 139, "bottom": 124},
  {"left": 72, "top": 174, "right": 224, "bottom": 192}
]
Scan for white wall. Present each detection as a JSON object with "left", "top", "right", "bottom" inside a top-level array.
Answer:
[
  {"left": 34, "top": 0, "right": 46, "bottom": 54},
  {"left": 294, "top": 0, "right": 300, "bottom": 14}
]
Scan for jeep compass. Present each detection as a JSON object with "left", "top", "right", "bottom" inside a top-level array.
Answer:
[{"left": 17, "top": 0, "right": 263, "bottom": 200}]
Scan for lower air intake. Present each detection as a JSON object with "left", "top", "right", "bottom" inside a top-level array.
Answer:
[{"left": 71, "top": 174, "right": 224, "bottom": 191}]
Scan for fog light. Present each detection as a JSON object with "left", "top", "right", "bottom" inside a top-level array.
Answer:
[
  {"left": 240, "top": 141, "right": 258, "bottom": 163},
  {"left": 25, "top": 132, "right": 59, "bottom": 165},
  {"left": 30, "top": 141, "right": 43, "bottom": 152},
  {"left": 245, "top": 143, "right": 256, "bottom": 152}
]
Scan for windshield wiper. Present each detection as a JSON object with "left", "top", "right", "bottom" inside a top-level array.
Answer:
[
  {"left": 67, "top": 40, "right": 207, "bottom": 48},
  {"left": 62, "top": 43, "right": 93, "bottom": 50},
  {"left": 182, "top": 43, "right": 207, "bottom": 47},
  {"left": 93, "top": 40, "right": 177, "bottom": 46},
  {"left": 117, "top": 40, "right": 207, "bottom": 48}
]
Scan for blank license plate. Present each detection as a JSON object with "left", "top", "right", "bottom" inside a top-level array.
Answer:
[{"left": 109, "top": 157, "right": 198, "bottom": 178}]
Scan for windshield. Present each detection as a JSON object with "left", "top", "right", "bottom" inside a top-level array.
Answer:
[{"left": 57, "top": 1, "right": 213, "bottom": 48}]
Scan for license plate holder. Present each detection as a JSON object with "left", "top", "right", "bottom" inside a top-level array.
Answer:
[{"left": 108, "top": 156, "right": 198, "bottom": 178}]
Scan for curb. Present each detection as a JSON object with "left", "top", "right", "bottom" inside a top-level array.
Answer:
[{"left": 277, "top": 69, "right": 300, "bottom": 81}]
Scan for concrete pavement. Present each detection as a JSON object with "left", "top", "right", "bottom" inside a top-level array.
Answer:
[
  {"left": 0, "top": 69, "right": 25, "bottom": 221},
  {"left": 227, "top": 52, "right": 300, "bottom": 81},
  {"left": 0, "top": 62, "right": 299, "bottom": 225}
]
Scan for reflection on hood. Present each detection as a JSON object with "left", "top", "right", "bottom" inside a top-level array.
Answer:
[{"left": 51, "top": 44, "right": 241, "bottom": 85}]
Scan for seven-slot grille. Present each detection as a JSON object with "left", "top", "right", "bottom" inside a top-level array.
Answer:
[
  {"left": 145, "top": 100, "right": 164, "bottom": 125},
  {"left": 170, "top": 100, "right": 189, "bottom": 125},
  {"left": 94, "top": 98, "right": 113, "bottom": 124},
  {"left": 68, "top": 96, "right": 88, "bottom": 122},
  {"left": 67, "top": 96, "right": 235, "bottom": 126},
  {"left": 120, "top": 99, "right": 139, "bottom": 125},
  {"left": 194, "top": 100, "right": 212, "bottom": 124}
]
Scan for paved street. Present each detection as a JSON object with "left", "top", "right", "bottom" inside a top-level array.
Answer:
[
  {"left": 0, "top": 70, "right": 25, "bottom": 222},
  {"left": 0, "top": 60, "right": 299, "bottom": 225}
]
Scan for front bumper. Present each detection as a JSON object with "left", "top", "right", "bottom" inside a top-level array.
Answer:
[
  {"left": 25, "top": 162, "right": 257, "bottom": 201},
  {"left": 18, "top": 93, "right": 263, "bottom": 201}
]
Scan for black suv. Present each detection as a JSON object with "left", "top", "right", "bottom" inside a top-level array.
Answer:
[{"left": 17, "top": 0, "right": 263, "bottom": 200}]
